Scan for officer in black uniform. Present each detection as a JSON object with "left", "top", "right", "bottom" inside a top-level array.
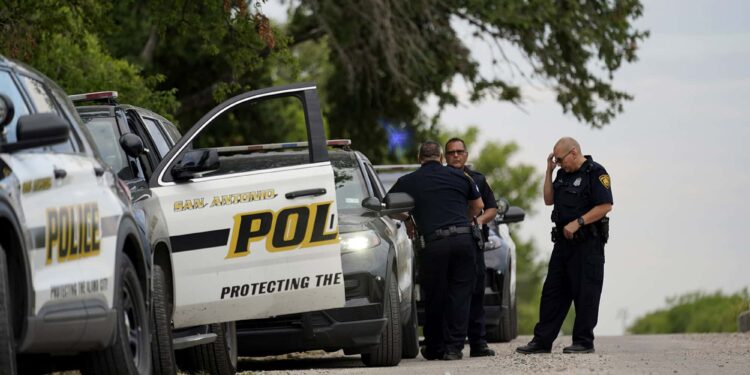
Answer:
[
  {"left": 517, "top": 137, "right": 613, "bottom": 354},
  {"left": 445, "top": 138, "right": 498, "bottom": 357},
  {"left": 388, "top": 140, "right": 483, "bottom": 361}
]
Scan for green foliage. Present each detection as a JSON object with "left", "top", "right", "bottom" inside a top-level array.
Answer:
[
  {"left": 289, "top": 0, "right": 648, "bottom": 160},
  {"left": 628, "top": 289, "right": 750, "bottom": 334},
  {"left": 0, "top": 1, "right": 179, "bottom": 118}
]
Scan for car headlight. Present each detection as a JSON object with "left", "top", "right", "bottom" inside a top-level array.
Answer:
[{"left": 340, "top": 230, "right": 381, "bottom": 252}]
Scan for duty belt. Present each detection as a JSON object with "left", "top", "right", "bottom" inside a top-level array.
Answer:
[{"left": 424, "top": 225, "right": 472, "bottom": 242}]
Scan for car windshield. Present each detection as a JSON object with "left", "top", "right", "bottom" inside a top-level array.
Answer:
[
  {"left": 80, "top": 115, "right": 128, "bottom": 174},
  {"left": 331, "top": 154, "right": 368, "bottom": 211}
]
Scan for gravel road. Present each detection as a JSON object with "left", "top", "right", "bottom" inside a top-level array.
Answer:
[{"left": 233, "top": 333, "right": 750, "bottom": 374}]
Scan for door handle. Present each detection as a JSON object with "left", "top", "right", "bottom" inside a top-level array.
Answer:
[
  {"left": 94, "top": 166, "right": 105, "bottom": 177},
  {"left": 53, "top": 168, "right": 67, "bottom": 179},
  {"left": 285, "top": 188, "right": 327, "bottom": 199}
]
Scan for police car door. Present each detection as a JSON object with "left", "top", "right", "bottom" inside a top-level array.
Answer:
[{"left": 149, "top": 83, "right": 344, "bottom": 327}]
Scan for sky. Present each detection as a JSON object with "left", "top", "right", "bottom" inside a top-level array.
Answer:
[{"left": 264, "top": 1, "right": 750, "bottom": 335}]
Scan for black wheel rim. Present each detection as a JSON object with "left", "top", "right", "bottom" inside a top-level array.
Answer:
[{"left": 123, "top": 277, "right": 144, "bottom": 368}]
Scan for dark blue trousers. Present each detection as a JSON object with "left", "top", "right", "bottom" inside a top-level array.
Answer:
[
  {"left": 420, "top": 233, "right": 476, "bottom": 355},
  {"left": 532, "top": 236, "right": 605, "bottom": 348}
]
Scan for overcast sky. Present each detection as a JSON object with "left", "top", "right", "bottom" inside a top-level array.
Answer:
[
  {"left": 264, "top": 0, "right": 750, "bottom": 335},
  {"left": 435, "top": 0, "right": 750, "bottom": 334}
]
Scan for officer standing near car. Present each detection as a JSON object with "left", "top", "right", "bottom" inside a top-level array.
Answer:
[
  {"left": 444, "top": 138, "right": 498, "bottom": 357},
  {"left": 517, "top": 137, "right": 612, "bottom": 354},
  {"left": 388, "top": 140, "right": 483, "bottom": 361}
]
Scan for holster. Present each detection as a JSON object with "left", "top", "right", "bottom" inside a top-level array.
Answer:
[{"left": 472, "top": 224, "right": 485, "bottom": 251}]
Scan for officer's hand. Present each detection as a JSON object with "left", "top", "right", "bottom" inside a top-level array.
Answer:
[
  {"left": 405, "top": 219, "right": 417, "bottom": 239},
  {"left": 547, "top": 153, "right": 556, "bottom": 172},
  {"left": 563, "top": 220, "right": 580, "bottom": 240}
]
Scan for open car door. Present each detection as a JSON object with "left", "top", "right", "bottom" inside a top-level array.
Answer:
[{"left": 148, "top": 83, "right": 344, "bottom": 327}]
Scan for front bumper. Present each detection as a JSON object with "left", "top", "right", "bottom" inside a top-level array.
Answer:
[{"left": 236, "top": 299, "right": 386, "bottom": 356}]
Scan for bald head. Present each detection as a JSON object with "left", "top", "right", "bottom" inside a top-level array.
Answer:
[{"left": 555, "top": 137, "right": 581, "bottom": 154}]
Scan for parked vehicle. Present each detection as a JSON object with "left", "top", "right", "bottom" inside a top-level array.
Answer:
[
  {"left": 375, "top": 164, "right": 526, "bottom": 342},
  {"left": 232, "top": 141, "right": 417, "bottom": 367},
  {"left": 0, "top": 54, "right": 153, "bottom": 374},
  {"left": 73, "top": 85, "right": 349, "bottom": 374}
]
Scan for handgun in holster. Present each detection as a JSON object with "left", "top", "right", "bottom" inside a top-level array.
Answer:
[{"left": 472, "top": 224, "right": 485, "bottom": 251}]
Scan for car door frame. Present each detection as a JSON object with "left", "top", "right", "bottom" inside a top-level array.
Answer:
[{"left": 149, "top": 82, "right": 329, "bottom": 188}]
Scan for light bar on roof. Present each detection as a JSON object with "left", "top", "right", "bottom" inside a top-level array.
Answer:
[
  {"left": 69, "top": 91, "right": 119, "bottom": 103},
  {"left": 215, "top": 139, "right": 352, "bottom": 154}
]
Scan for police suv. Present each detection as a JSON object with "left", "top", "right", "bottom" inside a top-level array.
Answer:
[
  {"left": 0, "top": 56, "right": 153, "bottom": 374},
  {"left": 71, "top": 86, "right": 348, "bottom": 373}
]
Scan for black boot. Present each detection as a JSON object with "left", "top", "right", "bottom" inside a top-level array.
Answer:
[
  {"left": 470, "top": 344, "right": 496, "bottom": 357},
  {"left": 563, "top": 344, "right": 595, "bottom": 354},
  {"left": 515, "top": 341, "right": 551, "bottom": 354}
]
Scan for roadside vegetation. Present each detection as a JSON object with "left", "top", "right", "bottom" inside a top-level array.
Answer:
[{"left": 628, "top": 289, "right": 750, "bottom": 334}]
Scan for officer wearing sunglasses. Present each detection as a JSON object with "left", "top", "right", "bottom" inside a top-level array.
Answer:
[{"left": 517, "top": 137, "right": 613, "bottom": 355}]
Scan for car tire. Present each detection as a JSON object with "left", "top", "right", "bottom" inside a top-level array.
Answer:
[
  {"left": 0, "top": 245, "right": 17, "bottom": 374},
  {"left": 151, "top": 263, "right": 176, "bottom": 375},
  {"left": 401, "top": 284, "right": 419, "bottom": 359},
  {"left": 176, "top": 322, "right": 237, "bottom": 375},
  {"left": 361, "top": 274, "right": 402, "bottom": 367},
  {"left": 83, "top": 256, "right": 151, "bottom": 375}
]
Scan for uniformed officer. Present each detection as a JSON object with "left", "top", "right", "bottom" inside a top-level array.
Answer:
[
  {"left": 388, "top": 140, "right": 483, "bottom": 361},
  {"left": 517, "top": 137, "right": 613, "bottom": 354},
  {"left": 445, "top": 138, "right": 497, "bottom": 357}
]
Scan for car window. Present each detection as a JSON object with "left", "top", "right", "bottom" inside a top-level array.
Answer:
[
  {"left": 188, "top": 96, "right": 312, "bottom": 177},
  {"left": 364, "top": 163, "right": 387, "bottom": 199},
  {"left": 19, "top": 75, "right": 60, "bottom": 115},
  {"left": 0, "top": 70, "right": 31, "bottom": 143},
  {"left": 142, "top": 117, "right": 171, "bottom": 157},
  {"left": 81, "top": 115, "right": 128, "bottom": 175},
  {"left": 331, "top": 154, "right": 368, "bottom": 210}
]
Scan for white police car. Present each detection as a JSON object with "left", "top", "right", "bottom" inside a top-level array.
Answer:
[
  {"left": 71, "top": 85, "right": 348, "bottom": 374},
  {"left": 0, "top": 56, "right": 153, "bottom": 374}
]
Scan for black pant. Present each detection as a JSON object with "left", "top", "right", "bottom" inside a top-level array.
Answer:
[
  {"left": 467, "top": 247, "right": 486, "bottom": 348},
  {"left": 420, "top": 233, "right": 476, "bottom": 354},
  {"left": 532, "top": 235, "right": 604, "bottom": 348}
]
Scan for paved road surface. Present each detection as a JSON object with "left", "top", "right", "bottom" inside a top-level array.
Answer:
[{"left": 234, "top": 334, "right": 750, "bottom": 374}]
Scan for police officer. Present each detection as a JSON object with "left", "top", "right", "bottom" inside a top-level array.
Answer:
[
  {"left": 445, "top": 138, "right": 497, "bottom": 357},
  {"left": 388, "top": 140, "right": 483, "bottom": 361},
  {"left": 517, "top": 137, "right": 613, "bottom": 354}
]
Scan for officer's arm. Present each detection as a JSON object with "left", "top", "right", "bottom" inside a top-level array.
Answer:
[
  {"left": 581, "top": 203, "right": 612, "bottom": 225},
  {"left": 543, "top": 169, "right": 555, "bottom": 205},
  {"left": 468, "top": 197, "right": 484, "bottom": 219},
  {"left": 476, "top": 208, "right": 497, "bottom": 225}
]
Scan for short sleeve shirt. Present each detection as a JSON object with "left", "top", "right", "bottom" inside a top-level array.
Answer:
[
  {"left": 552, "top": 155, "right": 613, "bottom": 225},
  {"left": 467, "top": 169, "right": 498, "bottom": 211},
  {"left": 388, "top": 160, "right": 481, "bottom": 234}
]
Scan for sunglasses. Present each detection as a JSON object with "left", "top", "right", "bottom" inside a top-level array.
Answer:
[
  {"left": 446, "top": 149, "right": 467, "bottom": 156},
  {"left": 553, "top": 148, "right": 574, "bottom": 164}
]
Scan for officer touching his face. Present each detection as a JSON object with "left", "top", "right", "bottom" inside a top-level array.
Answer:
[
  {"left": 444, "top": 137, "right": 498, "bottom": 357},
  {"left": 517, "top": 137, "right": 612, "bottom": 354},
  {"left": 388, "top": 140, "right": 483, "bottom": 361}
]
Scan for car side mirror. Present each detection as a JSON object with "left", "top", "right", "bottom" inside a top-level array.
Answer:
[
  {"left": 495, "top": 197, "right": 510, "bottom": 215},
  {"left": 2, "top": 113, "right": 70, "bottom": 152},
  {"left": 362, "top": 197, "right": 383, "bottom": 211},
  {"left": 171, "top": 149, "right": 220, "bottom": 181},
  {"left": 497, "top": 206, "right": 525, "bottom": 224},
  {"left": 119, "top": 133, "right": 145, "bottom": 158},
  {"left": 0, "top": 94, "right": 14, "bottom": 129}
]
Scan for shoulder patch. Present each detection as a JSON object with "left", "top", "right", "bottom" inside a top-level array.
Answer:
[{"left": 599, "top": 174, "right": 611, "bottom": 189}]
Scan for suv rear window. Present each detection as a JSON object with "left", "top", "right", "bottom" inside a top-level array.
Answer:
[{"left": 81, "top": 115, "right": 128, "bottom": 174}]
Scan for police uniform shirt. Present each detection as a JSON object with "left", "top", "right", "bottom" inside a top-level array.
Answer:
[
  {"left": 466, "top": 169, "right": 498, "bottom": 212},
  {"left": 552, "top": 155, "right": 613, "bottom": 225},
  {"left": 388, "top": 160, "right": 481, "bottom": 235}
]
